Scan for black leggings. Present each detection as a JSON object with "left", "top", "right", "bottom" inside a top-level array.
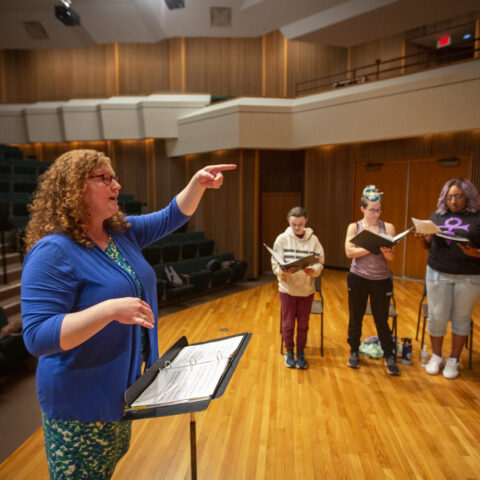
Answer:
[{"left": 347, "top": 272, "right": 395, "bottom": 357}]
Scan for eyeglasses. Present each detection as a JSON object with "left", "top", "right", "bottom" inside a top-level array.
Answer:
[
  {"left": 446, "top": 194, "right": 464, "bottom": 201},
  {"left": 88, "top": 174, "right": 120, "bottom": 186}
]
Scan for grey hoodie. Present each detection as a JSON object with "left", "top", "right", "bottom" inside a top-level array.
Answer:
[{"left": 272, "top": 226, "right": 325, "bottom": 297}]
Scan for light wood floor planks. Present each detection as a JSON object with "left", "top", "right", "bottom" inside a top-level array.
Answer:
[{"left": 1, "top": 269, "right": 480, "bottom": 480}]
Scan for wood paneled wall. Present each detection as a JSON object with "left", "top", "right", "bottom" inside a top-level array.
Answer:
[
  {"left": 117, "top": 42, "right": 170, "bottom": 95},
  {"left": 305, "top": 146, "right": 354, "bottom": 270},
  {"left": 183, "top": 150, "right": 243, "bottom": 259},
  {"left": 0, "top": 51, "right": 6, "bottom": 102},
  {"left": 263, "top": 30, "right": 286, "bottom": 98},
  {"left": 2, "top": 45, "right": 117, "bottom": 102},
  {"left": 287, "top": 40, "right": 347, "bottom": 96},
  {"left": 1, "top": 11, "right": 479, "bottom": 102},
  {"left": 0, "top": 32, "right": 348, "bottom": 102},
  {"left": 185, "top": 37, "right": 262, "bottom": 97},
  {"left": 349, "top": 33, "right": 404, "bottom": 80},
  {"left": 169, "top": 38, "right": 185, "bottom": 92},
  {"left": 242, "top": 150, "right": 260, "bottom": 277},
  {"left": 259, "top": 150, "right": 304, "bottom": 193}
]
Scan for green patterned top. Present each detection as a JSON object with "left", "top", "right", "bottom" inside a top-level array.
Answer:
[{"left": 105, "top": 237, "right": 143, "bottom": 298}]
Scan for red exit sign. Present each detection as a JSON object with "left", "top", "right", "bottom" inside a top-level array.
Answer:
[{"left": 437, "top": 35, "right": 451, "bottom": 48}]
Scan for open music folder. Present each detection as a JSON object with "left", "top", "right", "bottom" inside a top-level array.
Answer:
[
  {"left": 349, "top": 226, "right": 414, "bottom": 255},
  {"left": 263, "top": 243, "right": 318, "bottom": 273},
  {"left": 123, "top": 332, "right": 251, "bottom": 420}
]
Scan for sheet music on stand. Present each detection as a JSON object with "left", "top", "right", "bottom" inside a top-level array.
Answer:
[
  {"left": 123, "top": 332, "right": 251, "bottom": 419},
  {"left": 130, "top": 336, "right": 243, "bottom": 408}
]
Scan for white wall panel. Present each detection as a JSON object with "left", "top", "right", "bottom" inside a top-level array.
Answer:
[
  {"left": 0, "top": 105, "right": 29, "bottom": 144},
  {"left": 62, "top": 99, "right": 104, "bottom": 141},
  {"left": 25, "top": 102, "right": 66, "bottom": 143}
]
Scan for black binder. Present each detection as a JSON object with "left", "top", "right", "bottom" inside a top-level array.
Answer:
[
  {"left": 350, "top": 226, "right": 414, "bottom": 255},
  {"left": 123, "top": 332, "right": 251, "bottom": 420}
]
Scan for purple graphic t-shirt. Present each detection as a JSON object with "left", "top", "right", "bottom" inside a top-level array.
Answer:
[{"left": 428, "top": 210, "right": 480, "bottom": 275}]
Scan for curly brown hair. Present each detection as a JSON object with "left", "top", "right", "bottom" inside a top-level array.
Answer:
[{"left": 24, "top": 149, "right": 130, "bottom": 252}]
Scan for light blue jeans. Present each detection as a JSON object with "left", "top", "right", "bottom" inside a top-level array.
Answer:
[{"left": 426, "top": 265, "right": 480, "bottom": 336}]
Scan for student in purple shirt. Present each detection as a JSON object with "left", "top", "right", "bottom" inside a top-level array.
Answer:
[{"left": 415, "top": 178, "right": 480, "bottom": 380}]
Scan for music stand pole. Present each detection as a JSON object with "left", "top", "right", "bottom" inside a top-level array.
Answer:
[{"left": 190, "top": 412, "right": 197, "bottom": 480}]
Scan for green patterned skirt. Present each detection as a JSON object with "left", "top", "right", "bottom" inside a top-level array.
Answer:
[{"left": 42, "top": 411, "right": 131, "bottom": 480}]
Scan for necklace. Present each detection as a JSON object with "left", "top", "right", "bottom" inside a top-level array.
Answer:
[{"left": 105, "top": 235, "right": 119, "bottom": 260}]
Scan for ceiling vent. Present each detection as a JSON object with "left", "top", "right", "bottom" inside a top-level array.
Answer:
[
  {"left": 210, "top": 7, "right": 232, "bottom": 27},
  {"left": 165, "top": 0, "right": 185, "bottom": 9},
  {"left": 22, "top": 21, "right": 49, "bottom": 40}
]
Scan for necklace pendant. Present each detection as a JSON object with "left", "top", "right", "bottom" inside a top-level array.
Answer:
[{"left": 106, "top": 235, "right": 119, "bottom": 260}]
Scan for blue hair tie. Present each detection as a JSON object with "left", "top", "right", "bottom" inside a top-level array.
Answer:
[{"left": 362, "top": 185, "right": 383, "bottom": 202}]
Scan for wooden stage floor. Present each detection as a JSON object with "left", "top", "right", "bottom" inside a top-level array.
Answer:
[{"left": 1, "top": 269, "right": 480, "bottom": 479}]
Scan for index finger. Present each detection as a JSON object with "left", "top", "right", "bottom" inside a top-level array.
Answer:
[{"left": 206, "top": 164, "right": 237, "bottom": 172}]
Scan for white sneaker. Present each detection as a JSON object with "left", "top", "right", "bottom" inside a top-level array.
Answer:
[
  {"left": 425, "top": 354, "right": 443, "bottom": 375},
  {"left": 442, "top": 357, "right": 459, "bottom": 379}
]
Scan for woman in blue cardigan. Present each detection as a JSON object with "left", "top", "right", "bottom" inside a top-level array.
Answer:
[{"left": 21, "top": 149, "right": 235, "bottom": 479}]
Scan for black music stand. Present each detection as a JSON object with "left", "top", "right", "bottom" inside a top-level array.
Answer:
[{"left": 123, "top": 332, "right": 251, "bottom": 480}]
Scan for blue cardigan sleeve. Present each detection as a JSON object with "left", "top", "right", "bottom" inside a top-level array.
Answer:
[
  {"left": 126, "top": 197, "right": 190, "bottom": 248},
  {"left": 21, "top": 239, "right": 78, "bottom": 357}
]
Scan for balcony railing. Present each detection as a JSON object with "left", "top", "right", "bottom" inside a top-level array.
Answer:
[{"left": 295, "top": 38, "right": 480, "bottom": 96}]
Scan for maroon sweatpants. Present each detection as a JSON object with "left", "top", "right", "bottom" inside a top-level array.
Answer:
[{"left": 279, "top": 292, "right": 314, "bottom": 353}]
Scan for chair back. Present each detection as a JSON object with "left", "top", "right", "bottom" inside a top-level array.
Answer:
[
  {"left": 311, "top": 275, "right": 324, "bottom": 314},
  {"left": 0, "top": 306, "right": 8, "bottom": 330}
]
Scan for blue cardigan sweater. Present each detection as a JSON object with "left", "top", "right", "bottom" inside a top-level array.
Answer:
[{"left": 21, "top": 198, "right": 189, "bottom": 422}]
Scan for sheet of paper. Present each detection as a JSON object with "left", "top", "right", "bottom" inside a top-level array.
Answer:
[
  {"left": 263, "top": 243, "right": 284, "bottom": 265},
  {"left": 130, "top": 335, "right": 244, "bottom": 408},
  {"left": 436, "top": 233, "right": 470, "bottom": 243},
  {"left": 131, "top": 358, "right": 230, "bottom": 407},
  {"left": 412, "top": 217, "right": 441, "bottom": 234},
  {"left": 393, "top": 226, "right": 414, "bottom": 242},
  {"left": 171, "top": 335, "right": 243, "bottom": 368}
]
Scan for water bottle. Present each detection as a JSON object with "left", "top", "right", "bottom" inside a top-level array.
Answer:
[
  {"left": 420, "top": 345, "right": 429, "bottom": 367},
  {"left": 401, "top": 338, "right": 412, "bottom": 365}
]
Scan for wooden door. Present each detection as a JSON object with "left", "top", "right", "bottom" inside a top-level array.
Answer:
[
  {"left": 404, "top": 157, "right": 471, "bottom": 278},
  {"left": 354, "top": 161, "right": 408, "bottom": 276},
  {"left": 261, "top": 192, "right": 301, "bottom": 272}
]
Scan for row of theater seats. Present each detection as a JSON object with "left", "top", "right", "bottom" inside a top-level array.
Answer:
[
  {"left": 0, "top": 145, "right": 52, "bottom": 234},
  {"left": 0, "top": 307, "right": 28, "bottom": 377},
  {"left": 142, "top": 231, "right": 215, "bottom": 264},
  {"left": 0, "top": 145, "right": 143, "bottom": 237},
  {"left": 141, "top": 231, "right": 247, "bottom": 305}
]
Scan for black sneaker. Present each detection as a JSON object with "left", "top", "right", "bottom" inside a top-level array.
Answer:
[
  {"left": 296, "top": 352, "right": 308, "bottom": 369},
  {"left": 348, "top": 351, "right": 360, "bottom": 368},
  {"left": 385, "top": 356, "right": 400, "bottom": 376},
  {"left": 285, "top": 350, "right": 295, "bottom": 368}
]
